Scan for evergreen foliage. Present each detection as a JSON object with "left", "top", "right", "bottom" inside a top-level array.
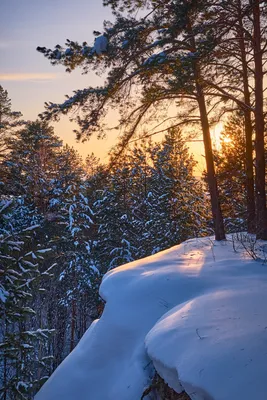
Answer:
[
  {"left": 214, "top": 113, "right": 247, "bottom": 232},
  {"left": 1, "top": 121, "right": 210, "bottom": 397},
  {"left": 0, "top": 86, "right": 24, "bottom": 160},
  {"left": 1, "top": 121, "right": 62, "bottom": 208},
  {"left": 36, "top": 0, "right": 231, "bottom": 239},
  {"left": 0, "top": 198, "right": 54, "bottom": 399}
]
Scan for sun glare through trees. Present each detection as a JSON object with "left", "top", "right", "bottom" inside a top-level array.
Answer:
[{"left": 1, "top": 1, "right": 267, "bottom": 399}]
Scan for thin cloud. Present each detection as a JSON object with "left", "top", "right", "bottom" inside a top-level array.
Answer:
[{"left": 0, "top": 73, "right": 59, "bottom": 82}]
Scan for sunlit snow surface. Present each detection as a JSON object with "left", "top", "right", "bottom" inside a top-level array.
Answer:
[{"left": 36, "top": 237, "right": 267, "bottom": 400}]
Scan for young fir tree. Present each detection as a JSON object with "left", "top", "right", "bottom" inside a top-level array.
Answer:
[
  {"left": 94, "top": 163, "right": 137, "bottom": 271},
  {"left": 145, "top": 128, "right": 209, "bottom": 253},
  {"left": 94, "top": 129, "right": 208, "bottom": 266},
  {"left": 0, "top": 198, "right": 54, "bottom": 400},
  {"left": 0, "top": 86, "right": 23, "bottom": 161},
  {"left": 44, "top": 146, "right": 100, "bottom": 362},
  {"left": 126, "top": 139, "right": 154, "bottom": 259},
  {"left": 1, "top": 120, "right": 62, "bottom": 211}
]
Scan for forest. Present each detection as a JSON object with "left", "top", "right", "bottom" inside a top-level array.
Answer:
[{"left": 1, "top": 0, "right": 267, "bottom": 399}]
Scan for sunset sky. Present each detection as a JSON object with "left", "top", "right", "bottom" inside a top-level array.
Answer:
[{"left": 0, "top": 0, "right": 222, "bottom": 172}]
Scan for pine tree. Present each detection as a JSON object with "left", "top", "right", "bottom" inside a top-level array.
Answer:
[
  {"left": 36, "top": 0, "right": 227, "bottom": 240},
  {"left": 252, "top": 0, "right": 267, "bottom": 238}
]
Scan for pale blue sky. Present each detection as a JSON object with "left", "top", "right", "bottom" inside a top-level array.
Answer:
[{"left": 0, "top": 0, "right": 118, "bottom": 161}]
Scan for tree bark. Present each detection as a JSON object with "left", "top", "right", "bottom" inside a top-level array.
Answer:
[
  {"left": 70, "top": 298, "right": 76, "bottom": 352},
  {"left": 237, "top": 0, "right": 256, "bottom": 233},
  {"left": 70, "top": 263, "right": 77, "bottom": 352},
  {"left": 252, "top": 0, "right": 267, "bottom": 239},
  {"left": 188, "top": 20, "right": 226, "bottom": 241},
  {"left": 196, "top": 82, "right": 226, "bottom": 241}
]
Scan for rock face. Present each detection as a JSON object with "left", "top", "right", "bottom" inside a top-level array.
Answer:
[{"left": 141, "top": 373, "right": 191, "bottom": 400}]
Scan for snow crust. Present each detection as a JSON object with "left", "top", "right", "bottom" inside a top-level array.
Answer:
[{"left": 35, "top": 237, "right": 267, "bottom": 400}]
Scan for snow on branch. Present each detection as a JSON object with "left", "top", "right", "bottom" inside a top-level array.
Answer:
[{"left": 92, "top": 35, "right": 108, "bottom": 55}]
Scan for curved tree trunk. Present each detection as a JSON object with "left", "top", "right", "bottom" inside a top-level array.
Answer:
[{"left": 196, "top": 83, "right": 226, "bottom": 241}]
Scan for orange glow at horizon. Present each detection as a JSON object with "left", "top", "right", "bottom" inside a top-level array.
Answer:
[{"left": 53, "top": 119, "right": 225, "bottom": 178}]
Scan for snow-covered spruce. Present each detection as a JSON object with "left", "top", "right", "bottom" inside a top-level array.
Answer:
[{"left": 36, "top": 236, "right": 267, "bottom": 400}]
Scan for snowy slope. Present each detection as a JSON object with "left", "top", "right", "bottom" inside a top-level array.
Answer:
[{"left": 35, "top": 237, "right": 267, "bottom": 400}]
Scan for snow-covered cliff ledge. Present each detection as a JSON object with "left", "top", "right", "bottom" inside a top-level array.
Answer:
[{"left": 35, "top": 237, "right": 267, "bottom": 400}]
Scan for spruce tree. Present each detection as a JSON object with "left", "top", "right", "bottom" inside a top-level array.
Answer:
[
  {"left": 44, "top": 146, "right": 99, "bottom": 361},
  {"left": 0, "top": 198, "right": 54, "bottom": 400},
  {"left": 0, "top": 86, "right": 23, "bottom": 161},
  {"left": 213, "top": 113, "right": 247, "bottom": 232},
  {"left": 146, "top": 128, "right": 209, "bottom": 252},
  {"left": 1, "top": 120, "right": 62, "bottom": 211},
  {"left": 94, "top": 163, "right": 137, "bottom": 271}
]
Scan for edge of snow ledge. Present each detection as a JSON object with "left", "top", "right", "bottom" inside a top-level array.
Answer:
[{"left": 36, "top": 236, "right": 267, "bottom": 400}]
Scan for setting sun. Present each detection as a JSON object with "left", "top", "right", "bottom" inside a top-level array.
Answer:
[{"left": 221, "top": 136, "right": 232, "bottom": 144}]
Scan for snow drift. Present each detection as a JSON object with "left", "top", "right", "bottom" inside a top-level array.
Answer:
[{"left": 35, "top": 237, "right": 267, "bottom": 400}]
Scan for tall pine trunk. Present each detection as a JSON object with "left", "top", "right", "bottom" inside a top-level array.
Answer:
[
  {"left": 188, "top": 21, "right": 226, "bottom": 241},
  {"left": 252, "top": 0, "right": 267, "bottom": 239},
  {"left": 70, "top": 264, "right": 77, "bottom": 352},
  {"left": 196, "top": 83, "right": 226, "bottom": 241},
  {"left": 237, "top": 0, "right": 256, "bottom": 233}
]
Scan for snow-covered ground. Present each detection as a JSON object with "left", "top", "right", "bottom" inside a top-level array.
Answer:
[{"left": 35, "top": 236, "right": 267, "bottom": 400}]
